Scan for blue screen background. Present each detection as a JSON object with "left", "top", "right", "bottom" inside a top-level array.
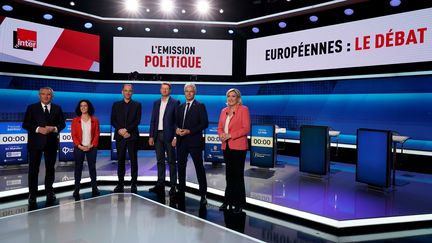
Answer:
[{"left": 1, "top": 73, "right": 431, "bottom": 151}]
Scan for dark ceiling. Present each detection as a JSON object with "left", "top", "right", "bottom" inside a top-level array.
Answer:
[
  {"left": 19, "top": 0, "right": 350, "bottom": 22},
  {"left": 2, "top": 0, "right": 432, "bottom": 37}
]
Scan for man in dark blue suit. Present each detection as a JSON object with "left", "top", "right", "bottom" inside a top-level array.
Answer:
[
  {"left": 175, "top": 83, "right": 209, "bottom": 205},
  {"left": 111, "top": 84, "right": 142, "bottom": 194},
  {"left": 22, "top": 87, "right": 66, "bottom": 208},
  {"left": 148, "top": 82, "right": 180, "bottom": 196}
]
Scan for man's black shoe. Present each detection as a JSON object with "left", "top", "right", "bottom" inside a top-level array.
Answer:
[
  {"left": 92, "top": 187, "right": 101, "bottom": 197},
  {"left": 200, "top": 196, "right": 207, "bottom": 206},
  {"left": 28, "top": 195, "right": 37, "bottom": 209},
  {"left": 148, "top": 185, "right": 164, "bottom": 193},
  {"left": 113, "top": 184, "right": 124, "bottom": 193},
  {"left": 131, "top": 184, "right": 138, "bottom": 194},
  {"left": 46, "top": 192, "right": 56, "bottom": 205},
  {"left": 73, "top": 190, "right": 80, "bottom": 201}
]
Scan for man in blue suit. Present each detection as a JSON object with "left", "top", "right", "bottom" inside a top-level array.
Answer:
[
  {"left": 175, "top": 83, "right": 209, "bottom": 205},
  {"left": 148, "top": 82, "right": 180, "bottom": 196},
  {"left": 22, "top": 87, "right": 66, "bottom": 208}
]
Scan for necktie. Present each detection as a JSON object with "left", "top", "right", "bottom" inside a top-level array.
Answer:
[
  {"left": 182, "top": 102, "right": 190, "bottom": 128},
  {"left": 44, "top": 105, "right": 50, "bottom": 122}
]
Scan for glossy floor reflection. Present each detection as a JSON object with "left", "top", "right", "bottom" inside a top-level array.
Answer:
[
  {"left": 2, "top": 151, "right": 432, "bottom": 227},
  {"left": 0, "top": 193, "right": 261, "bottom": 243},
  {"left": 2, "top": 186, "right": 432, "bottom": 242}
]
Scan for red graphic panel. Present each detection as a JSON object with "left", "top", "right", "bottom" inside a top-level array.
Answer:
[
  {"left": 43, "top": 29, "right": 99, "bottom": 71},
  {"left": 14, "top": 28, "right": 37, "bottom": 50},
  {"left": 17, "top": 28, "right": 37, "bottom": 47}
]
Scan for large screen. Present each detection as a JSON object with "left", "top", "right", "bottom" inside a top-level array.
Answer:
[
  {"left": 246, "top": 7, "right": 432, "bottom": 76},
  {"left": 113, "top": 37, "right": 232, "bottom": 75},
  {"left": 0, "top": 16, "right": 100, "bottom": 72}
]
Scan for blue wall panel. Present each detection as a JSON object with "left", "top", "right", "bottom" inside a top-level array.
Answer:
[{"left": 2, "top": 73, "right": 432, "bottom": 151}]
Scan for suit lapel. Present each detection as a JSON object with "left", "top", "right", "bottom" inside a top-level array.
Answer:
[
  {"left": 155, "top": 100, "right": 161, "bottom": 120},
  {"left": 163, "top": 98, "right": 172, "bottom": 119}
]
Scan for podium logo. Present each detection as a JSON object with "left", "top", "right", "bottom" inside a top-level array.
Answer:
[
  {"left": 13, "top": 28, "right": 37, "bottom": 51},
  {"left": 62, "top": 147, "right": 74, "bottom": 155}
]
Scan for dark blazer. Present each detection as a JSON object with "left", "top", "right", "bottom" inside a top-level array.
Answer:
[
  {"left": 22, "top": 102, "right": 66, "bottom": 150},
  {"left": 111, "top": 99, "right": 142, "bottom": 141},
  {"left": 149, "top": 97, "right": 180, "bottom": 143},
  {"left": 175, "top": 100, "right": 209, "bottom": 147}
]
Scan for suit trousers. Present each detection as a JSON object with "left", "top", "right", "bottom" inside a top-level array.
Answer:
[
  {"left": 28, "top": 146, "right": 57, "bottom": 197},
  {"left": 73, "top": 147, "right": 98, "bottom": 189},
  {"left": 116, "top": 139, "right": 138, "bottom": 185},
  {"left": 223, "top": 143, "right": 247, "bottom": 207},
  {"left": 177, "top": 143, "right": 207, "bottom": 196},
  {"left": 155, "top": 131, "right": 177, "bottom": 187}
]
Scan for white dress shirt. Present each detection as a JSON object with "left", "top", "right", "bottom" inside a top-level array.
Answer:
[
  {"left": 81, "top": 118, "right": 91, "bottom": 146},
  {"left": 158, "top": 97, "right": 169, "bottom": 130}
]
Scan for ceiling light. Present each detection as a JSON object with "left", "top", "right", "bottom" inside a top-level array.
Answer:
[
  {"left": 196, "top": 1, "right": 210, "bottom": 14},
  {"left": 201, "top": 29, "right": 206, "bottom": 33},
  {"left": 70, "top": 1, "right": 75, "bottom": 6},
  {"left": 309, "top": 15, "right": 318, "bottom": 22},
  {"left": 219, "top": 9, "right": 224, "bottom": 14},
  {"left": 390, "top": 0, "right": 401, "bottom": 7},
  {"left": 43, "top": 14, "right": 53, "bottom": 20},
  {"left": 252, "top": 27, "right": 259, "bottom": 33},
  {"left": 117, "top": 26, "right": 123, "bottom": 31},
  {"left": 146, "top": 8, "right": 150, "bottom": 12},
  {"left": 2, "top": 5, "right": 13, "bottom": 11},
  {"left": 173, "top": 28, "right": 179, "bottom": 33},
  {"left": 160, "top": 0, "right": 174, "bottom": 13},
  {"left": 181, "top": 9, "right": 186, "bottom": 14},
  {"left": 84, "top": 22, "right": 93, "bottom": 29},
  {"left": 344, "top": 8, "right": 354, "bottom": 16},
  {"left": 145, "top": 27, "right": 151, "bottom": 32},
  {"left": 125, "top": 0, "right": 140, "bottom": 12},
  {"left": 278, "top": 22, "right": 287, "bottom": 28},
  {"left": 228, "top": 29, "right": 234, "bottom": 34}
]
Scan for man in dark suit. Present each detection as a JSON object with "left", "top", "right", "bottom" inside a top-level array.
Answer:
[
  {"left": 111, "top": 84, "right": 142, "bottom": 193},
  {"left": 22, "top": 87, "right": 66, "bottom": 208},
  {"left": 175, "top": 83, "right": 209, "bottom": 205},
  {"left": 148, "top": 82, "right": 180, "bottom": 196}
]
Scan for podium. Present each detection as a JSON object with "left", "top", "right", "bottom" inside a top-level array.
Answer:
[
  {"left": 204, "top": 123, "right": 224, "bottom": 163},
  {"left": 299, "top": 125, "right": 330, "bottom": 176},
  {"left": 0, "top": 121, "right": 28, "bottom": 165},
  {"left": 356, "top": 128, "right": 392, "bottom": 188},
  {"left": 59, "top": 120, "right": 74, "bottom": 162},
  {"left": 250, "top": 125, "right": 276, "bottom": 168}
]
